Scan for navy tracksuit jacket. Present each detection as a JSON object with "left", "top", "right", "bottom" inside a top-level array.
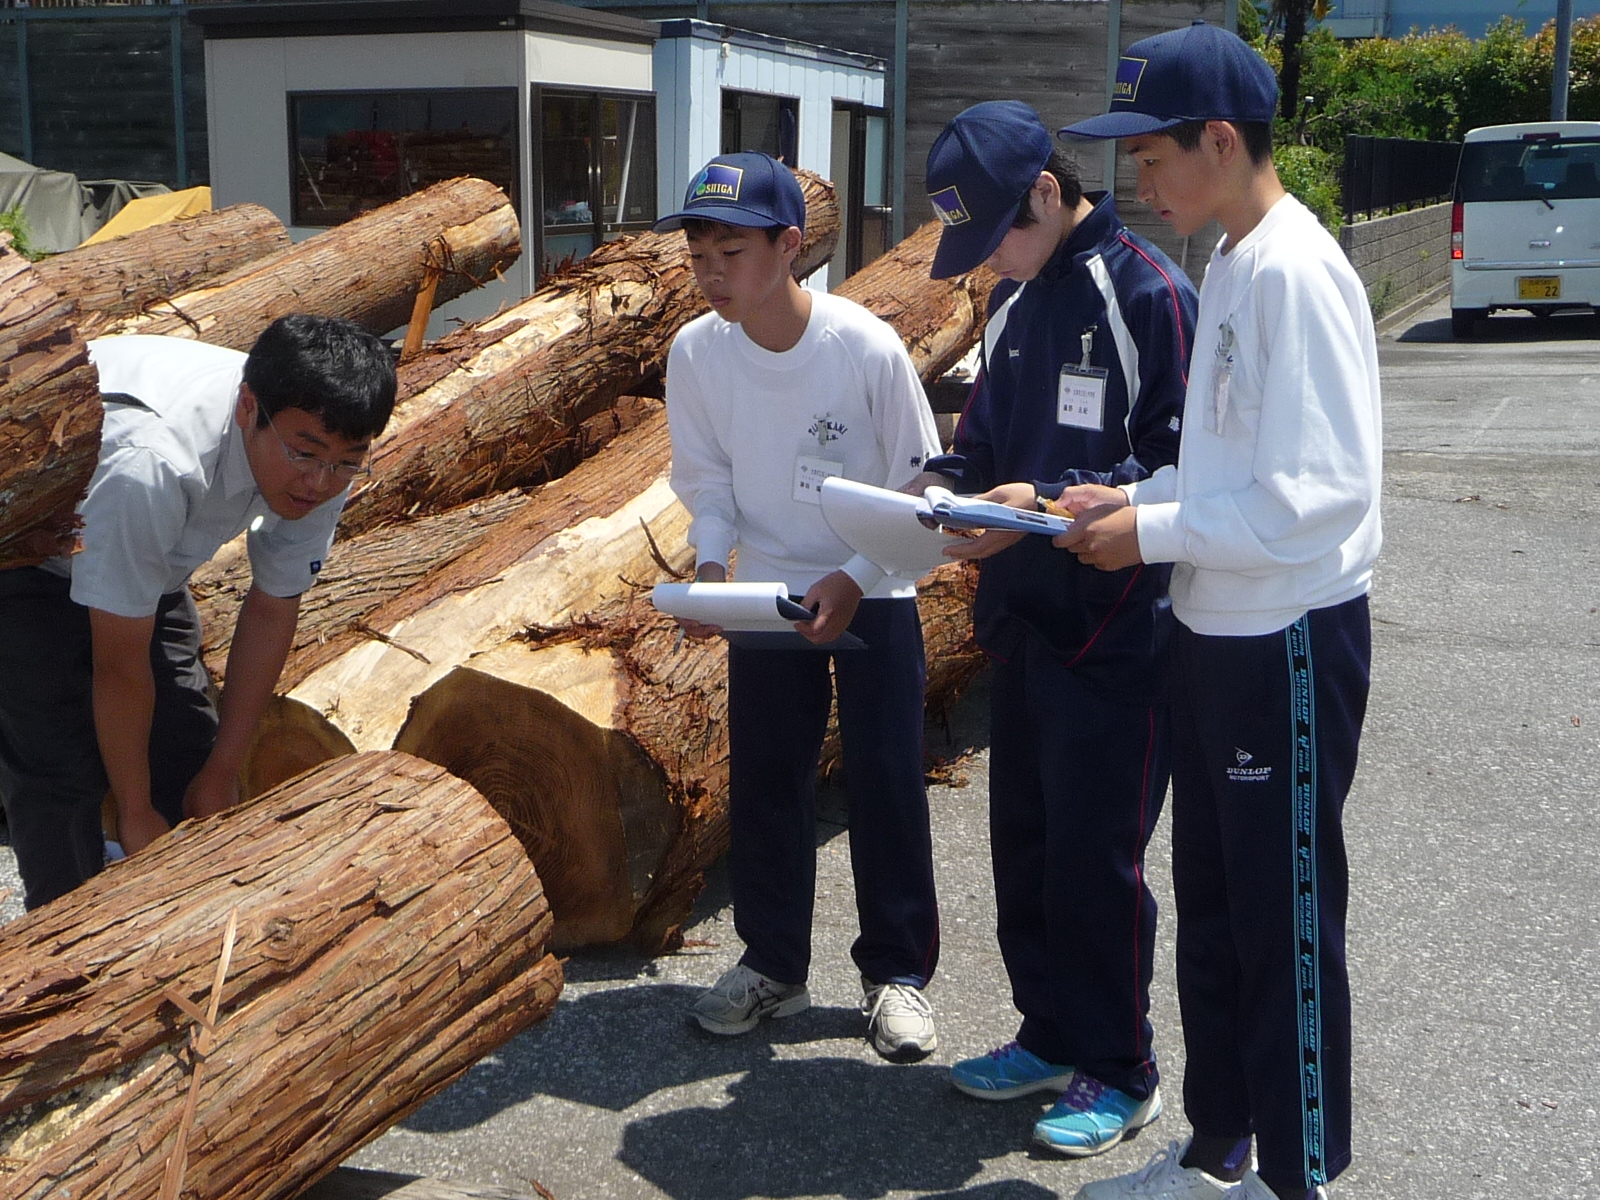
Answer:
[{"left": 927, "top": 192, "right": 1197, "bottom": 1097}]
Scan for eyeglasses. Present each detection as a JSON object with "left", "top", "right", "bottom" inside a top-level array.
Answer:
[{"left": 262, "top": 411, "right": 372, "bottom": 486}]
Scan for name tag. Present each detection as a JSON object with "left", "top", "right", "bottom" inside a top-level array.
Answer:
[
  {"left": 793, "top": 455, "right": 844, "bottom": 504},
  {"left": 1058, "top": 365, "right": 1108, "bottom": 431}
]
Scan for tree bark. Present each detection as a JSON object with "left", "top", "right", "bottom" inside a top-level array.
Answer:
[
  {"left": 193, "top": 402, "right": 688, "bottom": 801},
  {"left": 393, "top": 561, "right": 983, "bottom": 954},
  {"left": 191, "top": 218, "right": 993, "bottom": 953},
  {"left": 835, "top": 220, "right": 997, "bottom": 384},
  {"left": 0, "top": 751, "right": 563, "bottom": 1200},
  {"left": 0, "top": 245, "right": 104, "bottom": 569},
  {"left": 36, "top": 204, "right": 290, "bottom": 328},
  {"left": 101, "top": 177, "right": 521, "bottom": 350},
  {"left": 334, "top": 171, "right": 840, "bottom": 538}
]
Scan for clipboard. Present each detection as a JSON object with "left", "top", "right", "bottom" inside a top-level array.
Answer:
[
  {"left": 922, "top": 486, "right": 1074, "bottom": 536},
  {"left": 651, "top": 582, "right": 867, "bottom": 650}
]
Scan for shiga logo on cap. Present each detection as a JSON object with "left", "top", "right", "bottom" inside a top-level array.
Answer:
[
  {"left": 691, "top": 163, "right": 744, "bottom": 204},
  {"left": 1113, "top": 56, "right": 1148, "bottom": 103},
  {"left": 929, "top": 186, "right": 971, "bottom": 227}
]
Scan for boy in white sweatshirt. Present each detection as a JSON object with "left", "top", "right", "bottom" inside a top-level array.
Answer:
[
  {"left": 1054, "top": 23, "right": 1382, "bottom": 1200},
  {"left": 657, "top": 152, "right": 944, "bottom": 1062}
]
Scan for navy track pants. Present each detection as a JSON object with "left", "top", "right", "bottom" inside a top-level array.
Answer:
[
  {"left": 988, "top": 632, "right": 1169, "bottom": 1100},
  {"left": 0, "top": 567, "right": 218, "bottom": 909},
  {"left": 1170, "top": 595, "right": 1370, "bottom": 1195},
  {"left": 727, "top": 596, "right": 940, "bottom": 989}
]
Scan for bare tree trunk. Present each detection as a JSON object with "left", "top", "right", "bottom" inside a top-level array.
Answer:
[
  {"left": 335, "top": 171, "right": 840, "bottom": 538},
  {"left": 37, "top": 204, "right": 289, "bottom": 328},
  {"left": 0, "top": 751, "right": 563, "bottom": 1200},
  {"left": 102, "top": 177, "right": 520, "bottom": 350},
  {"left": 0, "top": 245, "right": 104, "bottom": 569}
]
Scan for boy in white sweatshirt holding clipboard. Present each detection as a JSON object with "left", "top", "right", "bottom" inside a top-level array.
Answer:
[
  {"left": 1053, "top": 23, "right": 1382, "bottom": 1200},
  {"left": 658, "top": 152, "right": 945, "bottom": 1062}
]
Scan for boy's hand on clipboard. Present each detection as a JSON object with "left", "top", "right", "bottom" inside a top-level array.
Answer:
[
  {"left": 677, "top": 562, "right": 728, "bottom": 639},
  {"left": 940, "top": 482, "right": 1035, "bottom": 560},
  {"left": 796, "top": 570, "right": 863, "bottom": 644}
]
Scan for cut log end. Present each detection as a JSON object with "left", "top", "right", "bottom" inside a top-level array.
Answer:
[{"left": 393, "top": 649, "right": 679, "bottom": 952}]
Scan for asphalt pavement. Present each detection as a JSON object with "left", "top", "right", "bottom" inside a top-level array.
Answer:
[{"left": 3, "top": 293, "right": 1597, "bottom": 1200}]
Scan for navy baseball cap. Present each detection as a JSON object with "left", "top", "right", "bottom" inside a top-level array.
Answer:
[
  {"left": 1058, "top": 22, "right": 1278, "bottom": 141},
  {"left": 925, "top": 101, "right": 1054, "bottom": 279},
  {"left": 652, "top": 152, "right": 806, "bottom": 234}
]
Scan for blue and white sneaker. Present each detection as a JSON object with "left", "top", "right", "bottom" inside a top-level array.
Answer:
[
  {"left": 950, "top": 1040, "right": 1076, "bottom": 1100},
  {"left": 1033, "top": 1073, "right": 1162, "bottom": 1157}
]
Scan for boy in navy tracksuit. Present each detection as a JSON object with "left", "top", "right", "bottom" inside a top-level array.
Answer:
[
  {"left": 904, "top": 101, "right": 1197, "bottom": 1155},
  {"left": 1058, "top": 24, "right": 1381, "bottom": 1200}
]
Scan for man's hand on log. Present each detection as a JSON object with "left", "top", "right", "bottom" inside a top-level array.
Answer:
[
  {"left": 184, "top": 764, "right": 241, "bottom": 820},
  {"left": 117, "top": 800, "right": 170, "bottom": 856},
  {"left": 796, "top": 570, "right": 863, "bottom": 644}
]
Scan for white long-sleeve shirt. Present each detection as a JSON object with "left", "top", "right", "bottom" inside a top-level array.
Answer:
[
  {"left": 665, "top": 292, "right": 941, "bottom": 599},
  {"left": 1125, "top": 195, "right": 1382, "bottom": 636}
]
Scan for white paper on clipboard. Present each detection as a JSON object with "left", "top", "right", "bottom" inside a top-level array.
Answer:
[
  {"left": 651, "top": 582, "right": 809, "bottom": 632},
  {"left": 818, "top": 477, "right": 967, "bottom": 577}
]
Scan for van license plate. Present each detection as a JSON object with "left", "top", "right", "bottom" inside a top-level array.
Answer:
[{"left": 1517, "top": 276, "right": 1562, "bottom": 300}]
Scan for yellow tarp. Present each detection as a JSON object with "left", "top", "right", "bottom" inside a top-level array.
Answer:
[{"left": 80, "top": 186, "right": 212, "bottom": 247}]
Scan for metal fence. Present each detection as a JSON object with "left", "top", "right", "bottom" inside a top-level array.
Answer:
[{"left": 1342, "top": 135, "right": 1462, "bottom": 221}]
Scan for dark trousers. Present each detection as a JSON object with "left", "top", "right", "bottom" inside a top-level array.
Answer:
[
  {"left": 1170, "top": 595, "right": 1370, "bottom": 1195},
  {"left": 727, "top": 597, "right": 940, "bottom": 988},
  {"left": 988, "top": 632, "right": 1169, "bottom": 1100},
  {"left": 0, "top": 567, "right": 218, "bottom": 909}
]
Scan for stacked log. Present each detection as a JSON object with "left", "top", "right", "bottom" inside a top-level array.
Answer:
[
  {"left": 0, "top": 751, "right": 563, "bottom": 1200},
  {"left": 104, "top": 177, "right": 521, "bottom": 350},
  {"left": 190, "top": 216, "right": 993, "bottom": 952},
  {"left": 336, "top": 170, "right": 840, "bottom": 537},
  {"left": 394, "top": 559, "right": 983, "bottom": 953},
  {"left": 36, "top": 203, "right": 290, "bottom": 328},
  {"left": 0, "top": 244, "right": 103, "bottom": 569},
  {"left": 380, "top": 223, "right": 995, "bottom": 951}
]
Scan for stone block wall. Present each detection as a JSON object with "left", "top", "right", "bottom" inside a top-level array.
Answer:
[{"left": 1339, "top": 202, "right": 1451, "bottom": 318}]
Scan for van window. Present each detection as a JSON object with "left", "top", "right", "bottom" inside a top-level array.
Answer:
[{"left": 1456, "top": 138, "right": 1600, "bottom": 202}]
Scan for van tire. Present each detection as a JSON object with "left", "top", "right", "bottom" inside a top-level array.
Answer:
[{"left": 1451, "top": 308, "right": 1485, "bottom": 339}]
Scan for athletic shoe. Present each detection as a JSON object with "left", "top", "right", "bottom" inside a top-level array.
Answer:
[
  {"left": 1074, "top": 1141, "right": 1232, "bottom": 1200},
  {"left": 950, "top": 1040, "right": 1076, "bottom": 1100},
  {"left": 690, "top": 963, "right": 810, "bottom": 1035},
  {"left": 1220, "top": 1174, "right": 1328, "bottom": 1200},
  {"left": 861, "top": 978, "right": 938, "bottom": 1062},
  {"left": 1033, "top": 1073, "right": 1162, "bottom": 1157}
]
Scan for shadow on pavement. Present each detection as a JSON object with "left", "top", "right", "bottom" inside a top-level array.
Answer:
[
  {"left": 1398, "top": 309, "right": 1599, "bottom": 343},
  {"left": 616, "top": 1058, "right": 1089, "bottom": 1200}
]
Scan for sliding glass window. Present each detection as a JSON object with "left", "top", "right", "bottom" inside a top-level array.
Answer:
[{"left": 290, "top": 89, "right": 518, "bottom": 228}]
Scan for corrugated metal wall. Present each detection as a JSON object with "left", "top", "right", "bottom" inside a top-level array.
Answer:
[{"left": 0, "top": 8, "right": 206, "bottom": 186}]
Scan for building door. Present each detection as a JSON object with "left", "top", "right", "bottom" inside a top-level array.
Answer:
[{"left": 828, "top": 102, "right": 890, "bottom": 288}]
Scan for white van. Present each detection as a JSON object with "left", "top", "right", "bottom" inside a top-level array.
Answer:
[{"left": 1450, "top": 120, "right": 1600, "bottom": 338}]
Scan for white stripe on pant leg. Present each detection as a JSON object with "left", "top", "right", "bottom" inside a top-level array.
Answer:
[{"left": 1286, "top": 615, "right": 1327, "bottom": 1188}]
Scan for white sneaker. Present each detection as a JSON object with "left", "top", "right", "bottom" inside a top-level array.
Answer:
[
  {"left": 1075, "top": 1140, "right": 1232, "bottom": 1200},
  {"left": 690, "top": 964, "right": 810, "bottom": 1035},
  {"left": 1221, "top": 1174, "right": 1327, "bottom": 1200},
  {"left": 860, "top": 978, "right": 937, "bottom": 1062}
]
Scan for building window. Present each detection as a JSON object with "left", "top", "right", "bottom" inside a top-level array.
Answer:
[
  {"left": 535, "top": 87, "right": 657, "bottom": 275},
  {"left": 291, "top": 89, "right": 518, "bottom": 227},
  {"left": 722, "top": 90, "right": 798, "bottom": 164}
]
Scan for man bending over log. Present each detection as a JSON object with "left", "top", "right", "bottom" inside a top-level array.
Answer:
[{"left": 0, "top": 316, "right": 396, "bottom": 909}]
